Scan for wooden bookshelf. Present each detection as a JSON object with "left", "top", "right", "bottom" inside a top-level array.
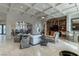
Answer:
[{"left": 45, "top": 16, "right": 67, "bottom": 38}]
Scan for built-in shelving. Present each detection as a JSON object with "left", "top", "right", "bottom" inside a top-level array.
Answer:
[{"left": 45, "top": 16, "right": 67, "bottom": 38}]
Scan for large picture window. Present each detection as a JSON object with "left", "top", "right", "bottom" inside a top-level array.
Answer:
[
  {"left": 16, "top": 21, "right": 26, "bottom": 30},
  {"left": 0, "top": 24, "right": 6, "bottom": 35}
]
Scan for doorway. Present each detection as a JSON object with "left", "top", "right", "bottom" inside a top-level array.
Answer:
[{"left": 0, "top": 24, "right": 6, "bottom": 35}]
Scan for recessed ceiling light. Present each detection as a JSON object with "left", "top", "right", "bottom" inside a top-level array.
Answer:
[
  {"left": 42, "top": 17, "right": 45, "bottom": 19},
  {"left": 20, "top": 6, "right": 23, "bottom": 8}
]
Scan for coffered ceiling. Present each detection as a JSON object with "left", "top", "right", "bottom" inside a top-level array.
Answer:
[{"left": 0, "top": 3, "right": 79, "bottom": 20}]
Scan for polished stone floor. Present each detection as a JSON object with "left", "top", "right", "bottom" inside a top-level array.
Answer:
[
  {"left": 0, "top": 35, "right": 60, "bottom": 56},
  {"left": 0, "top": 35, "right": 79, "bottom": 56}
]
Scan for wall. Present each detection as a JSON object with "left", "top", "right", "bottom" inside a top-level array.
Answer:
[
  {"left": 67, "top": 15, "right": 72, "bottom": 32},
  {"left": 67, "top": 14, "right": 79, "bottom": 32},
  {"left": 0, "top": 20, "right": 6, "bottom": 24},
  {"left": 67, "top": 15, "right": 79, "bottom": 43},
  {"left": 0, "top": 12, "right": 6, "bottom": 24},
  {"left": 6, "top": 10, "right": 17, "bottom": 39}
]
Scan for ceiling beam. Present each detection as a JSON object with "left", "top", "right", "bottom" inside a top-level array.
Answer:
[
  {"left": 49, "top": 4, "right": 66, "bottom": 16},
  {"left": 24, "top": 4, "right": 48, "bottom": 18}
]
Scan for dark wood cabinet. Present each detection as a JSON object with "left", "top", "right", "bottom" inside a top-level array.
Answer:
[{"left": 45, "top": 16, "right": 67, "bottom": 38}]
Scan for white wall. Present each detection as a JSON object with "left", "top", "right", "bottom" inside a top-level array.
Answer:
[
  {"left": 0, "top": 20, "right": 6, "bottom": 24},
  {"left": 6, "top": 10, "right": 17, "bottom": 39},
  {"left": 67, "top": 15, "right": 72, "bottom": 32},
  {"left": 66, "top": 15, "right": 79, "bottom": 42},
  {"left": 0, "top": 12, "right": 6, "bottom": 24},
  {"left": 67, "top": 14, "right": 79, "bottom": 32}
]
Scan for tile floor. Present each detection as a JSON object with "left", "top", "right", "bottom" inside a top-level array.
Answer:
[{"left": 0, "top": 35, "right": 79, "bottom": 56}]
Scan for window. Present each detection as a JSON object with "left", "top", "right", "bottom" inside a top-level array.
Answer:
[
  {"left": 3, "top": 25, "right": 6, "bottom": 34},
  {"left": 16, "top": 21, "right": 26, "bottom": 30},
  {"left": 0, "top": 24, "right": 6, "bottom": 35},
  {"left": 35, "top": 23, "right": 42, "bottom": 34},
  {"left": 0, "top": 25, "right": 2, "bottom": 34}
]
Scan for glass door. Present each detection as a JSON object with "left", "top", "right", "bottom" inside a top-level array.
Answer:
[
  {"left": 3, "top": 25, "right": 6, "bottom": 34},
  {"left": 0, "top": 24, "right": 6, "bottom": 35},
  {"left": 0, "top": 25, "right": 2, "bottom": 34}
]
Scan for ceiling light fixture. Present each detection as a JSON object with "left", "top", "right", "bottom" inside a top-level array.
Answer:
[
  {"left": 42, "top": 16, "right": 45, "bottom": 19},
  {"left": 20, "top": 6, "right": 23, "bottom": 8}
]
